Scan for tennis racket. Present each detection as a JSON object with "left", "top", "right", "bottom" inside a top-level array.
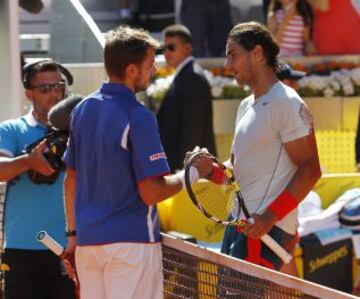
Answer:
[
  {"left": 37, "top": 231, "right": 80, "bottom": 299},
  {"left": 184, "top": 152, "right": 292, "bottom": 264}
]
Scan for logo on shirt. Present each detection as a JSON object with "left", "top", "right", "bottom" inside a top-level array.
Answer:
[
  {"left": 299, "top": 103, "right": 314, "bottom": 130},
  {"left": 149, "top": 152, "right": 167, "bottom": 162}
]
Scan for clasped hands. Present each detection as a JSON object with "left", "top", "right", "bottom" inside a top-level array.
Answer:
[
  {"left": 183, "top": 146, "right": 214, "bottom": 179},
  {"left": 184, "top": 146, "right": 278, "bottom": 239}
]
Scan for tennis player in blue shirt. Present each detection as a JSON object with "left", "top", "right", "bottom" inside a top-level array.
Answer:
[{"left": 63, "top": 26, "right": 202, "bottom": 299}]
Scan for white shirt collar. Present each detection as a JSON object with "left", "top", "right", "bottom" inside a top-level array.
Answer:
[
  {"left": 23, "top": 109, "right": 41, "bottom": 127},
  {"left": 174, "top": 56, "right": 194, "bottom": 79}
]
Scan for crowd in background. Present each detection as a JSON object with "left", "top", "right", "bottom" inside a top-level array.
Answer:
[
  {"left": 19, "top": 0, "right": 360, "bottom": 58},
  {"left": 117, "top": 0, "right": 360, "bottom": 58}
]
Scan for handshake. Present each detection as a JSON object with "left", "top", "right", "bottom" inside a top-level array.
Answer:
[
  {"left": 25, "top": 95, "right": 83, "bottom": 185},
  {"left": 180, "top": 146, "right": 230, "bottom": 186}
]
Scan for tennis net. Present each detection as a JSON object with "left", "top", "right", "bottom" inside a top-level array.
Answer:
[
  {"left": 0, "top": 182, "right": 356, "bottom": 299},
  {"left": 161, "top": 233, "right": 357, "bottom": 299}
]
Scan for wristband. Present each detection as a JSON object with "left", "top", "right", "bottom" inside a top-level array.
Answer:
[
  {"left": 175, "top": 167, "right": 199, "bottom": 189},
  {"left": 267, "top": 190, "right": 298, "bottom": 220},
  {"left": 207, "top": 163, "right": 227, "bottom": 184},
  {"left": 65, "top": 229, "right": 77, "bottom": 237}
]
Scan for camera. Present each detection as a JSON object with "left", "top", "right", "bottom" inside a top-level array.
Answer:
[
  {"left": 25, "top": 127, "right": 68, "bottom": 185},
  {"left": 24, "top": 95, "right": 83, "bottom": 185}
]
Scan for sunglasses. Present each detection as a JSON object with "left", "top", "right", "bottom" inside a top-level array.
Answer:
[
  {"left": 30, "top": 81, "right": 66, "bottom": 93},
  {"left": 162, "top": 44, "right": 176, "bottom": 52}
]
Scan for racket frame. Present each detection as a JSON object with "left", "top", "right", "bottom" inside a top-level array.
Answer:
[
  {"left": 185, "top": 157, "right": 243, "bottom": 226},
  {"left": 184, "top": 153, "right": 292, "bottom": 264}
]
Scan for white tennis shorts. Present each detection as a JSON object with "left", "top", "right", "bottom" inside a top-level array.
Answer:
[{"left": 75, "top": 242, "right": 163, "bottom": 299}]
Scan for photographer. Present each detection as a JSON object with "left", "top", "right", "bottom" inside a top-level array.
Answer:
[{"left": 0, "top": 60, "right": 76, "bottom": 299}]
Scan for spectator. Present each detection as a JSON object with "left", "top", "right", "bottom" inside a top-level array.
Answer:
[
  {"left": 157, "top": 24, "right": 217, "bottom": 173},
  {"left": 276, "top": 61, "right": 306, "bottom": 90},
  {"left": 0, "top": 60, "right": 76, "bottom": 299},
  {"left": 117, "top": 0, "right": 132, "bottom": 24},
  {"left": 267, "top": 0, "right": 316, "bottom": 57},
  {"left": 128, "top": 0, "right": 175, "bottom": 32},
  {"left": 263, "top": 0, "right": 272, "bottom": 23},
  {"left": 180, "top": 0, "right": 233, "bottom": 57},
  {"left": 19, "top": 0, "right": 44, "bottom": 14},
  {"left": 309, "top": 0, "right": 360, "bottom": 55}
]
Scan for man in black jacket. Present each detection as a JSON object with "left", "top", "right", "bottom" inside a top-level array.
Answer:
[
  {"left": 157, "top": 24, "right": 217, "bottom": 172},
  {"left": 180, "top": 0, "right": 232, "bottom": 57}
]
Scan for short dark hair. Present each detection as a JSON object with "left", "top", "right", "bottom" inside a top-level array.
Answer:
[
  {"left": 104, "top": 26, "right": 159, "bottom": 78},
  {"left": 162, "top": 24, "right": 192, "bottom": 44},
  {"left": 23, "top": 60, "right": 60, "bottom": 88},
  {"left": 228, "top": 22, "right": 279, "bottom": 70}
]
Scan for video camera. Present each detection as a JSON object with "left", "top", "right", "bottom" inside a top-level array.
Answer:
[
  {"left": 25, "top": 127, "right": 68, "bottom": 184},
  {"left": 25, "top": 95, "right": 83, "bottom": 185}
]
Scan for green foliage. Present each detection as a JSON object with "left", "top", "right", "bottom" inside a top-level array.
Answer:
[
  {"left": 221, "top": 86, "right": 251, "bottom": 100},
  {"left": 297, "top": 87, "right": 325, "bottom": 97}
]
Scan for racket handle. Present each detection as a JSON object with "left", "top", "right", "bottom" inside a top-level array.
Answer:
[
  {"left": 260, "top": 234, "right": 292, "bottom": 264},
  {"left": 246, "top": 218, "right": 292, "bottom": 264},
  {"left": 37, "top": 231, "right": 80, "bottom": 299},
  {"left": 37, "top": 231, "right": 65, "bottom": 256}
]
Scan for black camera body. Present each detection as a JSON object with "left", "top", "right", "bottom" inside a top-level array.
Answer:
[
  {"left": 23, "top": 95, "right": 83, "bottom": 185},
  {"left": 25, "top": 127, "right": 68, "bottom": 184}
]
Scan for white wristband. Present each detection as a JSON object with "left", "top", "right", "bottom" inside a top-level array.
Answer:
[{"left": 175, "top": 167, "right": 199, "bottom": 189}]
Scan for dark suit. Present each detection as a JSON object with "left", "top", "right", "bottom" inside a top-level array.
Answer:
[
  {"left": 180, "top": 0, "right": 232, "bottom": 57},
  {"left": 157, "top": 60, "right": 217, "bottom": 172}
]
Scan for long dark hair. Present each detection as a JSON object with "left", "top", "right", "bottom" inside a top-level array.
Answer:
[
  {"left": 228, "top": 22, "right": 279, "bottom": 71},
  {"left": 269, "top": 0, "right": 314, "bottom": 36}
]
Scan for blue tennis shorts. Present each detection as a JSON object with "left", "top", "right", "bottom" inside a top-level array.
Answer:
[{"left": 221, "top": 225, "right": 297, "bottom": 270}]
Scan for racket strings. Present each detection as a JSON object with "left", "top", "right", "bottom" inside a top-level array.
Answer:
[{"left": 191, "top": 179, "right": 237, "bottom": 222}]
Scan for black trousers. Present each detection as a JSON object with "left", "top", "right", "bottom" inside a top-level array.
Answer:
[
  {"left": 180, "top": 0, "right": 233, "bottom": 57},
  {"left": 2, "top": 248, "right": 76, "bottom": 299}
]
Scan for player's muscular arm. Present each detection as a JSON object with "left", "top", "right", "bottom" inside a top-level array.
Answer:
[
  {"left": 138, "top": 175, "right": 183, "bottom": 205},
  {"left": 244, "top": 133, "right": 321, "bottom": 239},
  {"left": 139, "top": 153, "right": 211, "bottom": 205},
  {"left": 283, "top": 132, "right": 321, "bottom": 201},
  {"left": 0, "top": 140, "right": 54, "bottom": 181}
]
